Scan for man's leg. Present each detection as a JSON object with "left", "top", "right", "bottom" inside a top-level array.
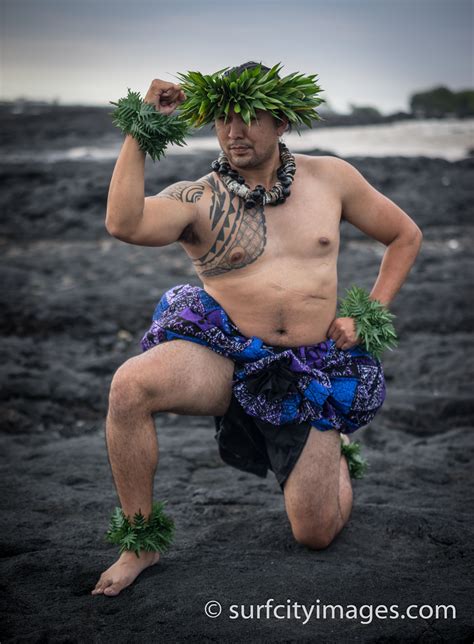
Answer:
[
  {"left": 283, "top": 428, "right": 353, "bottom": 549},
  {"left": 92, "top": 340, "right": 234, "bottom": 597}
]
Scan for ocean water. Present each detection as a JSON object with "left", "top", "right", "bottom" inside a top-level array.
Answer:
[
  {"left": 6, "top": 117, "right": 474, "bottom": 163},
  {"left": 283, "top": 117, "right": 473, "bottom": 160}
]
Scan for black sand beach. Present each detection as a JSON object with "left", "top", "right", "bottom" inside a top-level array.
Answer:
[{"left": 1, "top": 107, "right": 473, "bottom": 642}]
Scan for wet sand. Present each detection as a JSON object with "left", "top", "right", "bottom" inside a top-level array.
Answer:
[{"left": 0, "top": 111, "right": 473, "bottom": 641}]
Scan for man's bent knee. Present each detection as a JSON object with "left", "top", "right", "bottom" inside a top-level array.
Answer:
[
  {"left": 107, "top": 342, "right": 235, "bottom": 418},
  {"left": 291, "top": 517, "right": 339, "bottom": 550},
  {"left": 108, "top": 357, "right": 160, "bottom": 419}
]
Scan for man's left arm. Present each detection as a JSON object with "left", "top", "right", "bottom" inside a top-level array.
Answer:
[
  {"left": 326, "top": 157, "right": 423, "bottom": 349},
  {"left": 335, "top": 158, "right": 423, "bottom": 306}
]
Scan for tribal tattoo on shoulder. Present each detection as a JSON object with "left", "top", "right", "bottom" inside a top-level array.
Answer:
[
  {"left": 193, "top": 174, "right": 267, "bottom": 278},
  {"left": 157, "top": 180, "right": 206, "bottom": 203}
]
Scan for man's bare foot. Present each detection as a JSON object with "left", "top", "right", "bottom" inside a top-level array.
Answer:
[
  {"left": 340, "top": 433, "right": 350, "bottom": 447},
  {"left": 340, "top": 433, "right": 369, "bottom": 479},
  {"left": 91, "top": 550, "right": 160, "bottom": 597}
]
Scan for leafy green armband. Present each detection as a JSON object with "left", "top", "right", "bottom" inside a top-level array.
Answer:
[
  {"left": 337, "top": 285, "right": 398, "bottom": 360},
  {"left": 106, "top": 500, "right": 175, "bottom": 557},
  {"left": 110, "top": 89, "right": 190, "bottom": 161}
]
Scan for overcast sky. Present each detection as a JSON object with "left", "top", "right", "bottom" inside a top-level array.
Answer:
[{"left": 1, "top": 0, "right": 472, "bottom": 114}]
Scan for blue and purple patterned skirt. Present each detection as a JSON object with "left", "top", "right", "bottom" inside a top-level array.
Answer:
[{"left": 141, "top": 284, "right": 386, "bottom": 489}]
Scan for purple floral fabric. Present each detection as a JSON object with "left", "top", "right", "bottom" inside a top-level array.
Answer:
[{"left": 141, "top": 283, "right": 386, "bottom": 434}]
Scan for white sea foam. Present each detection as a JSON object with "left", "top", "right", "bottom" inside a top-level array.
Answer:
[{"left": 4, "top": 118, "right": 473, "bottom": 163}]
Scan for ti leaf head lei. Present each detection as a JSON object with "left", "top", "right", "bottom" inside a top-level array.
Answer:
[
  {"left": 175, "top": 62, "right": 326, "bottom": 132},
  {"left": 109, "top": 62, "right": 326, "bottom": 160}
]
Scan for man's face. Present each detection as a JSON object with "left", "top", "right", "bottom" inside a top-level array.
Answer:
[{"left": 214, "top": 107, "right": 288, "bottom": 170}]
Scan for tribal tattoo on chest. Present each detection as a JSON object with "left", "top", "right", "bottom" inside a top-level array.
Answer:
[
  {"left": 158, "top": 174, "right": 267, "bottom": 278},
  {"left": 193, "top": 174, "right": 267, "bottom": 277}
]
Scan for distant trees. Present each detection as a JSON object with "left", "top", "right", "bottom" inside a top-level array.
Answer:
[
  {"left": 410, "top": 86, "right": 474, "bottom": 118},
  {"left": 348, "top": 104, "right": 382, "bottom": 119},
  {"left": 342, "top": 87, "right": 474, "bottom": 121}
]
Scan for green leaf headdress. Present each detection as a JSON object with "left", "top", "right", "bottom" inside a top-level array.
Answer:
[{"left": 175, "top": 62, "right": 326, "bottom": 132}]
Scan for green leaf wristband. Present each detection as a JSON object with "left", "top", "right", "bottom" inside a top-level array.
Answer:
[
  {"left": 110, "top": 89, "right": 191, "bottom": 161},
  {"left": 106, "top": 500, "right": 175, "bottom": 557},
  {"left": 337, "top": 285, "right": 398, "bottom": 360}
]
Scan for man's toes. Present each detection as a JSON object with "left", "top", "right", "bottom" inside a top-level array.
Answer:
[
  {"left": 91, "top": 578, "right": 111, "bottom": 595},
  {"left": 91, "top": 583, "right": 104, "bottom": 595},
  {"left": 103, "top": 578, "right": 132, "bottom": 597}
]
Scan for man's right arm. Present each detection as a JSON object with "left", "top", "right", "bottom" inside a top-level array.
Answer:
[{"left": 105, "top": 79, "right": 199, "bottom": 247}]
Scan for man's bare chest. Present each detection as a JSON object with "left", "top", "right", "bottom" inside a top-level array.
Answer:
[{"left": 179, "top": 160, "right": 342, "bottom": 279}]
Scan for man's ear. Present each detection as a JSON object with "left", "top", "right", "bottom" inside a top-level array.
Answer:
[{"left": 277, "top": 116, "right": 289, "bottom": 136}]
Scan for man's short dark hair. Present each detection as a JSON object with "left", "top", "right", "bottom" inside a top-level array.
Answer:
[{"left": 223, "top": 60, "right": 292, "bottom": 134}]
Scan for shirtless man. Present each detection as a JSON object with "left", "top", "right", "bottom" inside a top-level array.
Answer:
[{"left": 92, "top": 65, "right": 423, "bottom": 597}]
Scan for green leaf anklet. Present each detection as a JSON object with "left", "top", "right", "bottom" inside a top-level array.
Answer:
[
  {"left": 110, "top": 89, "right": 190, "bottom": 161},
  {"left": 106, "top": 500, "right": 175, "bottom": 557},
  {"left": 337, "top": 285, "right": 398, "bottom": 360},
  {"left": 340, "top": 438, "right": 369, "bottom": 479}
]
